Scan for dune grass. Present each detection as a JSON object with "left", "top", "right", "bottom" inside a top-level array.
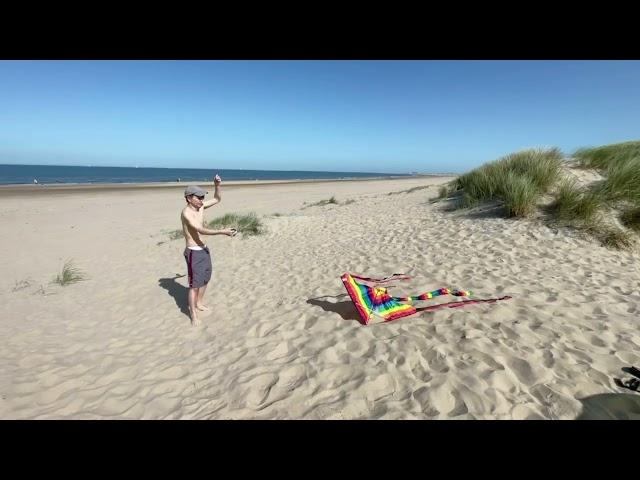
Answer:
[
  {"left": 53, "top": 260, "right": 86, "bottom": 286},
  {"left": 452, "top": 148, "right": 563, "bottom": 216},
  {"left": 430, "top": 183, "right": 458, "bottom": 203},
  {"left": 547, "top": 177, "right": 639, "bottom": 249},
  {"left": 565, "top": 140, "right": 640, "bottom": 249},
  {"left": 620, "top": 206, "right": 640, "bottom": 232},
  {"left": 500, "top": 172, "right": 540, "bottom": 217},
  {"left": 548, "top": 178, "right": 604, "bottom": 225},
  {"left": 574, "top": 140, "right": 640, "bottom": 171},
  {"left": 592, "top": 156, "right": 640, "bottom": 205},
  {"left": 303, "top": 196, "right": 339, "bottom": 208},
  {"left": 207, "top": 212, "right": 264, "bottom": 236},
  {"left": 438, "top": 185, "right": 450, "bottom": 199},
  {"left": 586, "top": 225, "right": 636, "bottom": 250},
  {"left": 445, "top": 142, "right": 639, "bottom": 250}
]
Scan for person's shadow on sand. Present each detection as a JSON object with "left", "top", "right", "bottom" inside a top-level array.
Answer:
[
  {"left": 576, "top": 393, "right": 640, "bottom": 419},
  {"left": 307, "top": 294, "right": 362, "bottom": 323},
  {"left": 158, "top": 274, "right": 190, "bottom": 318}
]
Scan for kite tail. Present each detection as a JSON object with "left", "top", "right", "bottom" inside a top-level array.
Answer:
[
  {"left": 415, "top": 295, "right": 512, "bottom": 313},
  {"left": 395, "top": 287, "right": 472, "bottom": 303}
]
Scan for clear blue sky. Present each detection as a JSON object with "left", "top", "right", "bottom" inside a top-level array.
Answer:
[{"left": 1, "top": 60, "right": 638, "bottom": 173}]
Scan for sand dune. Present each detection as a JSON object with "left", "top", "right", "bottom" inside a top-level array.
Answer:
[{"left": 1, "top": 175, "right": 639, "bottom": 419}]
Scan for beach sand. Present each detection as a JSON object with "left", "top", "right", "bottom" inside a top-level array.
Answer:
[{"left": 1, "top": 174, "right": 639, "bottom": 419}]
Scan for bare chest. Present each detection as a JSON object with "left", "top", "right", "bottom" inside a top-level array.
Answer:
[{"left": 184, "top": 208, "right": 205, "bottom": 227}]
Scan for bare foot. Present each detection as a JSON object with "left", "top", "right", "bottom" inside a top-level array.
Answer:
[
  {"left": 196, "top": 304, "right": 211, "bottom": 312},
  {"left": 190, "top": 310, "right": 201, "bottom": 327}
]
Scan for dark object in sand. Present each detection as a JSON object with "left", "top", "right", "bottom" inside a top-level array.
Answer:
[
  {"left": 614, "top": 377, "right": 640, "bottom": 392},
  {"left": 621, "top": 365, "right": 640, "bottom": 380}
]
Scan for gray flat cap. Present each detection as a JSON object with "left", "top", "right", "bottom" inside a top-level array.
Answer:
[{"left": 184, "top": 185, "right": 208, "bottom": 197}]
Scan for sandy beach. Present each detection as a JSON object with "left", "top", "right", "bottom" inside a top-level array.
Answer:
[{"left": 1, "top": 174, "right": 639, "bottom": 419}]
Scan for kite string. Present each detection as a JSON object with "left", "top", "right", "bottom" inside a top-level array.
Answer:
[
  {"left": 349, "top": 273, "right": 411, "bottom": 284},
  {"left": 231, "top": 233, "right": 236, "bottom": 263}
]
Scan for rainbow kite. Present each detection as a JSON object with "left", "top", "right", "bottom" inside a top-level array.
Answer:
[{"left": 341, "top": 273, "right": 511, "bottom": 325}]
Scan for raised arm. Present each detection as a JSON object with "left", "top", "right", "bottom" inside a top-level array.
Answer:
[{"left": 203, "top": 174, "right": 222, "bottom": 209}]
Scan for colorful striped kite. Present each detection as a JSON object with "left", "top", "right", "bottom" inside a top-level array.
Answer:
[{"left": 341, "top": 273, "right": 511, "bottom": 325}]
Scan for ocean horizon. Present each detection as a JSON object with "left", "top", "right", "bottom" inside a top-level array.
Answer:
[{"left": 0, "top": 164, "right": 417, "bottom": 186}]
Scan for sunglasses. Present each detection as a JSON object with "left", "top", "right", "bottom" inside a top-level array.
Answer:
[{"left": 192, "top": 195, "right": 205, "bottom": 200}]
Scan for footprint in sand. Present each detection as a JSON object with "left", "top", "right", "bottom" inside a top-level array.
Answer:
[
  {"left": 277, "top": 364, "right": 307, "bottom": 391},
  {"left": 363, "top": 373, "right": 396, "bottom": 402},
  {"left": 488, "top": 369, "right": 518, "bottom": 394},
  {"left": 391, "top": 353, "right": 406, "bottom": 367},
  {"left": 499, "top": 324, "right": 520, "bottom": 341},
  {"left": 504, "top": 356, "right": 547, "bottom": 387},
  {"left": 457, "top": 385, "right": 489, "bottom": 416},
  {"left": 248, "top": 321, "right": 280, "bottom": 338},
  {"left": 346, "top": 339, "right": 368, "bottom": 356},
  {"left": 541, "top": 349, "right": 555, "bottom": 368},
  {"left": 482, "top": 387, "right": 512, "bottom": 416},
  {"left": 471, "top": 350, "right": 504, "bottom": 371},
  {"left": 244, "top": 373, "right": 279, "bottom": 409},
  {"left": 323, "top": 345, "right": 350, "bottom": 364},
  {"left": 264, "top": 341, "right": 294, "bottom": 361},
  {"left": 411, "top": 386, "right": 440, "bottom": 417},
  {"left": 585, "top": 368, "right": 610, "bottom": 385},
  {"left": 321, "top": 366, "right": 364, "bottom": 390},
  {"left": 303, "top": 316, "right": 318, "bottom": 329},
  {"left": 424, "top": 350, "right": 450, "bottom": 374},
  {"left": 449, "top": 397, "right": 469, "bottom": 417},
  {"left": 588, "top": 335, "right": 607, "bottom": 348},
  {"left": 529, "top": 384, "right": 559, "bottom": 408},
  {"left": 371, "top": 402, "right": 388, "bottom": 418},
  {"left": 430, "top": 383, "right": 466, "bottom": 417},
  {"left": 592, "top": 305, "right": 609, "bottom": 316},
  {"left": 565, "top": 347, "right": 593, "bottom": 365},
  {"left": 530, "top": 384, "right": 581, "bottom": 419},
  {"left": 408, "top": 357, "right": 433, "bottom": 383}
]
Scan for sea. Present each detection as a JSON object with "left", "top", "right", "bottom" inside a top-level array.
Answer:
[{"left": 0, "top": 164, "right": 412, "bottom": 185}]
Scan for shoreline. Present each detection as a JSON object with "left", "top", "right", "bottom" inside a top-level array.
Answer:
[{"left": 0, "top": 174, "right": 455, "bottom": 196}]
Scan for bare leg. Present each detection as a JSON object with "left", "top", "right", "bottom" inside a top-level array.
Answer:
[
  {"left": 188, "top": 287, "right": 201, "bottom": 326},
  {"left": 196, "top": 283, "right": 210, "bottom": 311}
]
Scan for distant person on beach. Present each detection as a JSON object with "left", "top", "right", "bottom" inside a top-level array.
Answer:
[
  {"left": 180, "top": 174, "right": 236, "bottom": 326},
  {"left": 33, "top": 179, "right": 38, "bottom": 184}
]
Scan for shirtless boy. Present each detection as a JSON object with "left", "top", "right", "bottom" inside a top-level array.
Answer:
[{"left": 181, "top": 174, "right": 236, "bottom": 326}]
